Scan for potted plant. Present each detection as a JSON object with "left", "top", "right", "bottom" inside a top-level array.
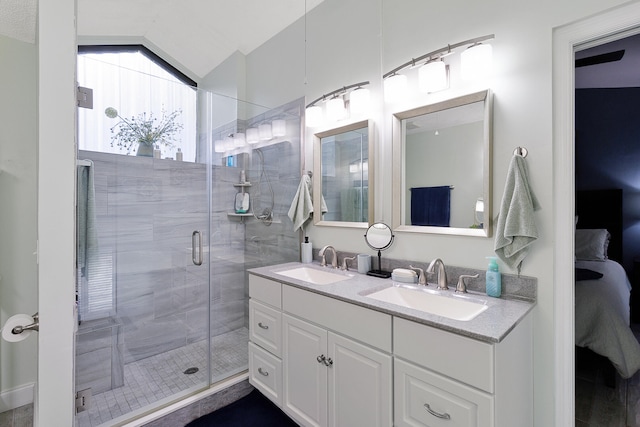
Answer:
[{"left": 104, "top": 107, "right": 183, "bottom": 156}]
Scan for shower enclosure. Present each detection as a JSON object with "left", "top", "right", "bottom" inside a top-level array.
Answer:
[{"left": 74, "top": 57, "right": 302, "bottom": 426}]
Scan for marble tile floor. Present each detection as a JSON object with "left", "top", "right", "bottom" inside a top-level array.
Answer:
[
  {"left": 76, "top": 327, "right": 249, "bottom": 427},
  {"left": 575, "top": 324, "right": 640, "bottom": 427},
  {"left": 0, "top": 404, "right": 33, "bottom": 427}
]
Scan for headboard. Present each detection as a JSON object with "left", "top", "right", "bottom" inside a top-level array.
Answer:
[{"left": 575, "top": 189, "right": 623, "bottom": 263}]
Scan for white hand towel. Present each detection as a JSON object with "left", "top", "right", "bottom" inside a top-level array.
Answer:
[
  {"left": 287, "top": 174, "right": 327, "bottom": 232},
  {"left": 494, "top": 155, "right": 540, "bottom": 272}
]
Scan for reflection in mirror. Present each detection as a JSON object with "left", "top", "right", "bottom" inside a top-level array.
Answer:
[
  {"left": 364, "top": 222, "right": 394, "bottom": 278},
  {"left": 313, "top": 120, "right": 374, "bottom": 228},
  {"left": 392, "top": 90, "right": 492, "bottom": 237}
]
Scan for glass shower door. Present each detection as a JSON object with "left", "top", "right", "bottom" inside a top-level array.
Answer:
[{"left": 75, "top": 53, "right": 212, "bottom": 427}]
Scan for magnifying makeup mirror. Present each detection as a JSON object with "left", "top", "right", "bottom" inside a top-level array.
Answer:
[{"left": 364, "top": 222, "right": 394, "bottom": 278}]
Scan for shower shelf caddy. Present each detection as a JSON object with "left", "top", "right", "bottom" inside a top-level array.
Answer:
[{"left": 228, "top": 182, "right": 253, "bottom": 222}]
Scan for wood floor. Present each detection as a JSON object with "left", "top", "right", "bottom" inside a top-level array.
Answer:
[{"left": 575, "top": 324, "right": 640, "bottom": 427}]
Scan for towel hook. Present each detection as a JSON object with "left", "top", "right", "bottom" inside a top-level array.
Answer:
[{"left": 513, "top": 147, "right": 528, "bottom": 158}]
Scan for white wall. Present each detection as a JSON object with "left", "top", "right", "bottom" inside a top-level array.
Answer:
[
  {"left": 0, "top": 35, "right": 38, "bottom": 409},
  {"left": 241, "top": 1, "right": 630, "bottom": 426}
]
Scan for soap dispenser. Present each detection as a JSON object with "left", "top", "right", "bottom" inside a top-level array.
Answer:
[
  {"left": 301, "top": 237, "right": 313, "bottom": 264},
  {"left": 485, "top": 257, "right": 502, "bottom": 298}
]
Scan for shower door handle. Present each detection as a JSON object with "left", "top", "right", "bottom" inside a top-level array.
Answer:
[{"left": 192, "top": 231, "right": 203, "bottom": 266}]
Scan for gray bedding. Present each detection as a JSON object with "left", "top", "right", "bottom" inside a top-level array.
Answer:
[{"left": 575, "top": 259, "right": 640, "bottom": 379}]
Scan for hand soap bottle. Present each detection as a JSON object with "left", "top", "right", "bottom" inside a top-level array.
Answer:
[
  {"left": 486, "top": 257, "right": 502, "bottom": 298},
  {"left": 301, "top": 237, "right": 313, "bottom": 264}
]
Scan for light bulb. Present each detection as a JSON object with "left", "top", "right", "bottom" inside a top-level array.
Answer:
[
  {"left": 246, "top": 128, "right": 259, "bottom": 144},
  {"left": 258, "top": 123, "right": 272, "bottom": 140},
  {"left": 384, "top": 74, "right": 408, "bottom": 103},
  {"left": 233, "top": 133, "right": 246, "bottom": 147},
  {"left": 305, "top": 105, "right": 322, "bottom": 127},
  {"left": 349, "top": 87, "right": 371, "bottom": 116},
  {"left": 419, "top": 60, "right": 448, "bottom": 93},
  {"left": 272, "top": 119, "right": 286, "bottom": 137},
  {"left": 461, "top": 43, "right": 493, "bottom": 81},
  {"left": 326, "top": 96, "right": 347, "bottom": 122}
]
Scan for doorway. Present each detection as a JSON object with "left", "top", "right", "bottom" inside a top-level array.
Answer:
[{"left": 553, "top": 3, "right": 640, "bottom": 426}]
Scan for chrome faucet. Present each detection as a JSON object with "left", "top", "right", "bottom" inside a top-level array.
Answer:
[
  {"left": 427, "top": 258, "right": 449, "bottom": 290},
  {"left": 409, "top": 265, "right": 427, "bottom": 285},
  {"left": 341, "top": 255, "right": 356, "bottom": 271},
  {"left": 319, "top": 245, "right": 338, "bottom": 268},
  {"left": 456, "top": 274, "right": 479, "bottom": 293}
]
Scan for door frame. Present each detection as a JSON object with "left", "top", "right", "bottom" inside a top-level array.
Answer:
[
  {"left": 553, "top": 2, "right": 640, "bottom": 426},
  {"left": 36, "top": 0, "right": 77, "bottom": 425}
]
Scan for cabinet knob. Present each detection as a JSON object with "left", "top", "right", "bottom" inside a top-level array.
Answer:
[
  {"left": 323, "top": 357, "right": 333, "bottom": 367},
  {"left": 317, "top": 354, "right": 326, "bottom": 364},
  {"left": 258, "top": 322, "right": 269, "bottom": 330}
]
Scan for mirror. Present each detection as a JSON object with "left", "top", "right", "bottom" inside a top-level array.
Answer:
[
  {"left": 392, "top": 90, "right": 492, "bottom": 237},
  {"left": 364, "top": 222, "right": 394, "bottom": 278},
  {"left": 313, "top": 119, "right": 374, "bottom": 228}
]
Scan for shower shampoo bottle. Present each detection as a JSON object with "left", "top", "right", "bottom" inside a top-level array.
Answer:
[{"left": 486, "top": 257, "right": 502, "bottom": 298}]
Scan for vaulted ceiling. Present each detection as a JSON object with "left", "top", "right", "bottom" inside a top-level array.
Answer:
[{"left": 77, "top": 0, "right": 324, "bottom": 79}]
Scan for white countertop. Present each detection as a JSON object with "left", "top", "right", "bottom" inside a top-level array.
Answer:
[{"left": 248, "top": 261, "right": 536, "bottom": 343}]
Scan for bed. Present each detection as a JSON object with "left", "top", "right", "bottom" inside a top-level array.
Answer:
[{"left": 575, "top": 189, "right": 640, "bottom": 381}]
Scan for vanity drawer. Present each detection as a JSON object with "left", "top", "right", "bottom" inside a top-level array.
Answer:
[
  {"left": 394, "top": 317, "right": 494, "bottom": 392},
  {"left": 283, "top": 284, "right": 392, "bottom": 352},
  {"left": 394, "top": 358, "right": 493, "bottom": 427},
  {"left": 249, "top": 274, "right": 282, "bottom": 309},
  {"left": 249, "top": 342, "right": 283, "bottom": 407},
  {"left": 249, "top": 299, "right": 282, "bottom": 357}
]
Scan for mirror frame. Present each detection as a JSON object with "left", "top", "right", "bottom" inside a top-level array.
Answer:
[
  {"left": 391, "top": 89, "right": 493, "bottom": 237},
  {"left": 313, "top": 119, "right": 375, "bottom": 228}
]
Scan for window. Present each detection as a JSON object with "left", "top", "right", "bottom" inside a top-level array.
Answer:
[{"left": 77, "top": 45, "right": 197, "bottom": 161}]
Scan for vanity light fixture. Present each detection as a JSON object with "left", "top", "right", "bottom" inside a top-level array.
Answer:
[
  {"left": 461, "top": 42, "right": 493, "bottom": 81},
  {"left": 326, "top": 96, "right": 347, "bottom": 122},
  {"left": 419, "top": 59, "right": 448, "bottom": 93},
  {"left": 383, "top": 73, "right": 408, "bottom": 103},
  {"left": 383, "top": 34, "right": 494, "bottom": 101},
  {"left": 305, "top": 81, "right": 370, "bottom": 127},
  {"left": 348, "top": 86, "right": 371, "bottom": 116}
]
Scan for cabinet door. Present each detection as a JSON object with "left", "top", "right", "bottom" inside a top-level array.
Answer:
[
  {"left": 283, "top": 314, "right": 328, "bottom": 427},
  {"left": 328, "top": 332, "right": 392, "bottom": 427}
]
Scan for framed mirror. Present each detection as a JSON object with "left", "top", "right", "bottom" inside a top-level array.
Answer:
[
  {"left": 313, "top": 119, "right": 374, "bottom": 228},
  {"left": 392, "top": 90, "right": 492, "bottom": 237}
]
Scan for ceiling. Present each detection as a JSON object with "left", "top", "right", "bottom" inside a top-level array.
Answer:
[
  {"left": 77, "top": 0, "right": 324, "bottom": 79},
  {"left": 575, "top": 32, "right": 640, "bottom": 89}
]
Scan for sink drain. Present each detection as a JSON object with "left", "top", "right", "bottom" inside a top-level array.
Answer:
[{"left": 183, "top": 367, "right": 199, "bottom": 375}]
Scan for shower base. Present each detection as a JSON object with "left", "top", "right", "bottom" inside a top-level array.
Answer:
[{"left": 75, "top": 327, "right": 249, "bottom": 427}]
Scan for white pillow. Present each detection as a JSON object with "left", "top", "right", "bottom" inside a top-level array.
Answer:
[{"left": 575, "top": 229, "right": 610, "bottom": 261}]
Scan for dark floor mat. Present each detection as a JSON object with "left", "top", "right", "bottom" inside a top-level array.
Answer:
[{"left": 186, "top": 390, "right": 298, "bottom": 427}]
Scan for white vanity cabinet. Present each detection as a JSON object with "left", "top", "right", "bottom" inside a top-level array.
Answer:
[
  {"left": 393, "top": 316, "right": 533, "bottom": 427},
  {"left": 248, "top": 275, "right": 283, "bottom": 406},
  {"left": 282, "top": 284, "right": 393, "bottom": 427}
]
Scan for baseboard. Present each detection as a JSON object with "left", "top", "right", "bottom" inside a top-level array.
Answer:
[{"left": 0, "top": 383, "right": 35, "bottom": 412}]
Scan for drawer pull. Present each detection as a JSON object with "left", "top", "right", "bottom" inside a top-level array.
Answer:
[
  {"left": 258, "top": 322, "right": 269, "bottom": 330},
  {"left": 424, "top": 403, "right": 451, "bottom": 420},
  {"left": 258, "top": 367, "right": 269, "bottom": 377}
]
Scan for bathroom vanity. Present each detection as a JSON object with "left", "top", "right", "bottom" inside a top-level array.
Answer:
[{"left": 247, "top": 262, "right": 534, "bottom": 427}]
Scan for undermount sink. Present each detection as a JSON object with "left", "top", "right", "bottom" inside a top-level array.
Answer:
[
  {"left": 362, "top": 284, "right": 488, "bottom": 321},
  {"left": 275, "top": 266, "right": 353, "bottom": 285}
]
